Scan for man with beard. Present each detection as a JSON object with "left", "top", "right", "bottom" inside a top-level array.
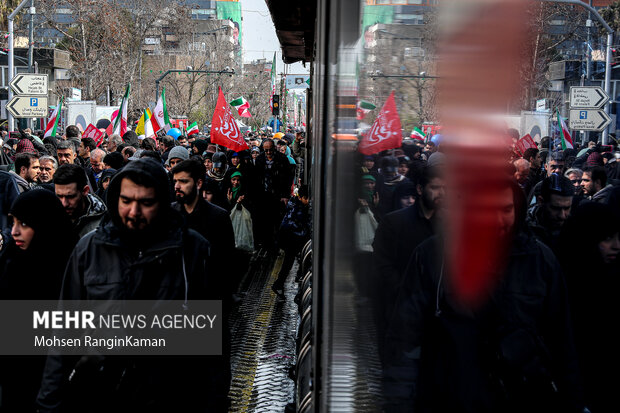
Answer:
[
  {"left": 10, "top": 152, "right": 40, "bottom": 193},
  {"left": 526, "top": 174, "right": 574, "bottom": 254},
  {"left": 372, "top": 166, "right": 444, "bottom": 358},
  {"left": 37, "top": 158, "right": 231, "bottom": 412},
  {"left": 383, "top": 178, "right": 583, "bottom": 413},
  {"left": 53, "top": 164, "right": 107, "bottom": 238},
  {"left": 171, "top": 160, "right": 236, "bottom": 297}
]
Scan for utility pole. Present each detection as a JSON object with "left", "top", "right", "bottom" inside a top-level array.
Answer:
[
  {"left": 28, "top": 0, "right": 35, "bottom": 130},
  {"left": 7, "top": 0, "right": 32, "bottom": 132}
]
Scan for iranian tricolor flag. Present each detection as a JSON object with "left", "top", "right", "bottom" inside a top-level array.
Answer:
[
  {"left": 356, "top": 100, "right": 376, "bottom": 120},
  {"left": 106, "top": 84, "right": 130, "bottom": 137},
  {"left": 411, "top": 127, "right": 426, "bottom": 141},
  {"left": 229, "top": 97, "right": 252, "bottom": 118},
  {"left": 556, "top": 109, "right": 573, "bottom": 149},
  {"left": 187, "top": 121, "right": 199, "bottom": 136},
  {"left": 151, "top": 87, "right": 171, "bottom": 133},
  {"left": 270, "top": 52, "right": 277, "bottom": 110},
  {"left": 44, "top": 96, "right": 64, "bottom": 138}
]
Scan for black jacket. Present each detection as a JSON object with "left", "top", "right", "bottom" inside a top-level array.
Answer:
[
  {"left": 172, "top": 198, "right": 235, "bottom": 296},
  {"left": 253, "top": 152, "right": 293, "bottom": 199},
  {"left": 383, "top": 233, "right": 583, "bottom": 413},
  {"left": 372, "top": 203, "right": 436, "bottom": 321},
  {"left": 37, "top": 159, "right": 230, "bottom": 412}
]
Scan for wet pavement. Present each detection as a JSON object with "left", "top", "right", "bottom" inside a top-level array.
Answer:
[{"left": 229, "top": 248, "right": 299, "bottom": 412}]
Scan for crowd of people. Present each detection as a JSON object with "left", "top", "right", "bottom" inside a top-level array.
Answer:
[
  {"left": 0, "top": 124, "right": 311, "bottom": 412},
  {"left": 354, "top": 131, "right": 619, "bottom": 412}
]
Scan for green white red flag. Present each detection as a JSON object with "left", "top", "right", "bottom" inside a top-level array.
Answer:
[
  {"left": 229, "top": 97, "right": 252, "bottom": 118},
  {"left": 211, "top": 87, "right": 249, "bottom": 152},
  {"left": 411, "top": 127, "right": 426, "bottom": 141},
  {"left": 44, "top": 96, "right": 63, "bottom": 138},
  {"left": 556, "top": 109, "right": 573, "bottom": 150},
  {"left": 111, "top": 84, "right": 130, "bottom": 137},
  {"left": 356, "top": 100, "right": 376, "bottom": 120},
  {"left": 270, "top": 52, "right": 277, "bottom": 110},
  {"left": 187, "top": 121, "right": 199, "bottom": 136},
  {"left": 151, "top": 87, "right": 171, "bottom": 134}
]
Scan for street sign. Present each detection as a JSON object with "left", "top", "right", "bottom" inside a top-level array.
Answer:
[
  {"left": 536, "top": 99, "right": 546, "bottom": 112},
  {"left": 9, "top": 74, "right": 48, "bottom": 96},
  {"left": 6, "top": 96, "right": 49, "bottom": 118},
  {"left": 285, "top": 74, "right": 310, "bottom": 89},
  {"left": 568, "top": 109, "right": 611, "bottom": 131},
  {"left": 569, "top": 86, "right": 610, "bottom": 109}
]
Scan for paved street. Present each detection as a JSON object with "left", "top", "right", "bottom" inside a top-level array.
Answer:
[{"left": 229, "top": 249, "right": 299, "bottom": 412}]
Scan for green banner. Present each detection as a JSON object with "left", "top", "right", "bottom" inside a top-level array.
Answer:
[
  {"left": 217, "top": 1, "right": 242, "bottom": 49},
  {"left": 362, "top": 5, "right": 394, "bottom": 32}
]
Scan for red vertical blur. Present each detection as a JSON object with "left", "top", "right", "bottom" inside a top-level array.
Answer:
[{"left": 437, "top": 0, "right": 534, "bottom": 307}]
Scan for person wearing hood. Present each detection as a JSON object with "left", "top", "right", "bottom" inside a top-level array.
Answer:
[
  {"left": 375, "top": 156, "right": 411, "bottom": 218},
  {"left": 37, "top": 158, "right": 231, "bottom": 412},
  {"left": 53, "top": 164, "right": 107, "bottom": 238},
  {"left": 95, "top": 168, "right": 117, "bottom": 203},
  {"left": 383, "top": 178, "right": 584, "bottom": 413},
  {"left": 558, "top": 203, "right": 619, "bottom": 413},
  {"left": 0, "top": 189, "right": 77, "bottom": 411},
  {"left": 204, "top": 152, "right": 230, "bottom": 210}
]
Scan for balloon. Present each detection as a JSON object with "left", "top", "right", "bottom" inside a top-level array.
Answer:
[
  {"left": 430, "top": 134, "right": 442, "bottom": 145},
  {"left": 168, "top": 128, "right": 182, "bottom": 139}
]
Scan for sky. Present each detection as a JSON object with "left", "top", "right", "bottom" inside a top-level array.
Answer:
[{"left": 241, "top": 0, "right": 310, "bottom": 75}]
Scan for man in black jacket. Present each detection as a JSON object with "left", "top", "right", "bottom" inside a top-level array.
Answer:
[
  {"left": 171, "top": 160, "right": 236, "bottom": 297},
  {"left": 372, "top": 166, "right": 444, "bottom": 345},
  {"left": 252, "top": 138, "right": 294, "bottom": 249},
  {"left": 37, "top": 158, "right": 230, "bottom": 412},
  {"left": 383, "top": 179, "right": 583, "bottom": 413}
]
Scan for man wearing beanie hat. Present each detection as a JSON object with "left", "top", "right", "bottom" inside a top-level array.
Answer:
[
  {"left": 37, "top": 158, "right": 231, "bottom": 411},
  {"left": 165, "top": 145, "right": 190, "bottom": 168}
]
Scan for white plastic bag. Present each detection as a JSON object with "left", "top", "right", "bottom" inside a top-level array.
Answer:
[
  {"left": 355, "top": 206, "right": 378, "bottom": 252},
  {"left": 230, "top": 204, "right": 254, "bottom": 252}
]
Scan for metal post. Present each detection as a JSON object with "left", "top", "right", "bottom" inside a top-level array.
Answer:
[
  {"left": 8, "top": 0, "right": 33, "bottom": 132},
  {"left": 28, "top": 0, "right": 35, "bottom": 130},
  {"left": 8, "top": 18, "right": 14, "bottom": 132},
  {"left": 603, "top": 32, "right": 612, "bottom": 145}
]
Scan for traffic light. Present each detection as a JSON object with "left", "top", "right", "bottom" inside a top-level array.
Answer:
[{"left": 272, "top": 94, "right": 280, "bottom": 116}]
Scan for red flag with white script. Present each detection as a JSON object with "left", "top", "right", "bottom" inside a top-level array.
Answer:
[
  {"left": 358, "top": 91, "right": 402, "bottom": 155},
  {"left": 211, "top": 87, "right": 249, "bottom": 152}
]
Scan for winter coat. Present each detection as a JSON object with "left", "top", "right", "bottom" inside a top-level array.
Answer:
[
  {"left": 9, "top": 170, "right": 31, "bottom": 193},
  {"left": 526, "top": 205, "right": 562, "bottom": 255},
  {"left": 382, "top": 232, "right": 584, "bottom": 413},
  {"left": 36, "top": 159, "right": 230, "bottom": 413},
  {"left": 254, "top": 152, "right": 293, "bottom": 200},
  {"left": 372, "top": 203, "right": 436, "bottom": 320},
  {"left": 75, "top": 193, "right": 107, "bottom": 238},
  {"left": 0, "top": 170, "right": 19, "bottom": 230},
  {"left": 172, "top": 198, "right": 236, "bottom": 296},
  {"left": 279, "top": 197, "right": 311, "bottom": 241},
  {"left": 589, "top": 184, "right": 614, "bottom": 204}
]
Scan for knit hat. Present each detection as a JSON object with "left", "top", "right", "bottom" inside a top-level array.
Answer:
[
  {"left": 16, "top": 138, "right": 36, "bottom": 154},
  {"left": 167, "top": 146, "right": 190, "bottom": 163},
  {"left": 427, "top": 152, "right": 446, "bottom": 167},
  {"left": 586, "top": 152, "right": 604, "bottom": 167},
  {"left": 251, "top": 147, "right": 260, "bottom": 153},
  {"left": 231, "top": 171, "right": 242, "bottom": 179},
  {"left": 361, "top": 174, "right": 376, "bottom": 182}
]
